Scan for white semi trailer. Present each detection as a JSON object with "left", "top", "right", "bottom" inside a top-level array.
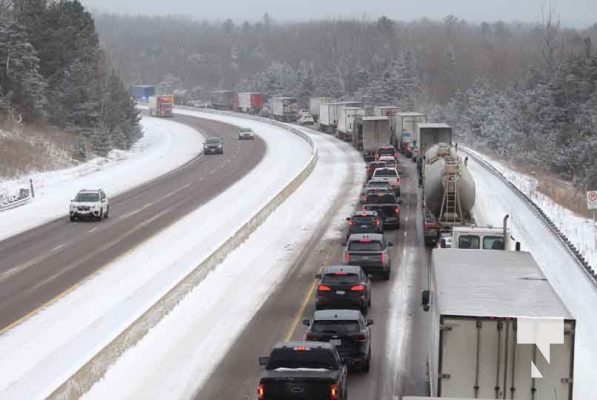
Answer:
[{"left": 424, "top": 249, "right": 575, "bottom": 400}]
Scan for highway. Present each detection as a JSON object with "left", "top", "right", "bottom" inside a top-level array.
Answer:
[
  {"left": 0, "top": 115, "right": 266, "bottom": 331},
  {"left": 195, "top": 140, "right": 432, "bottom": 399}
]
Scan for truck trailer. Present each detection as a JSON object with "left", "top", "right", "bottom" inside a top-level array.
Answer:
[
  {"left": 148, "top": 95, "right": 174, "bottom": 117},
  {"left": 319, "top": 101, "right": 364, "bottom": 133},
  {"left": 234, "top": 92, "right": 264, "bottom": 114},
  {"left": 416, "top": 123, "right": 453, "bottom": 178},
  {"left": 272, "top": 96, "right": 299, "bottom": 122},
  {"left": 309, "top": 97, "right": 332, "bottom": 122},
  {"left": 336, "top": 106, "right": 364, "bottom": 142},
  {"left": 425, "top": 249, "right": 575, "bottom": 400},
  {"left": 210, "top": 90, "right": 235, "bottom": 110},
  {"left": 360, "top": 116, "right": 391, "bottom": 162},
  {"left": 391, "top": 112, "right": 426, "bottom": 153},
  {"left": 131, "top": 85, "right": 155, "bottom": 102}
]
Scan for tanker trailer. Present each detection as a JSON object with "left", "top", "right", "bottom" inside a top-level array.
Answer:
[{"left": 422, "top": 143, "right": 476, "bottom": 246}]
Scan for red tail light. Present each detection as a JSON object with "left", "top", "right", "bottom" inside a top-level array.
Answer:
[
  {"left": 351, "top": 285, "right": 366, "bottom": 292},
  {"left": 395, "top": 207, "right": 400, "bottom": 215},
  {"left": 345, "top": 253, "right": 350, "bottom": 263},
  {"left": 305, "top": 332, "right": 315, "bottom": 341},
  {"left": 318, "top": 285, "right": 332, "bottom": 292},
  {"left": 355, "top": 334, "right": 367, "bottom": 343},
  {"left": 381, "top": 253, "right": 385, "bottom": 264},
  {"left": 424, "top": 223, "right": 439, "bottom": 230},
  {"left": 330, "top": 383, "right": 339, "bottom": 400},
  {"left": 257, "top": 384, "right": 265, "bottom": 400}
]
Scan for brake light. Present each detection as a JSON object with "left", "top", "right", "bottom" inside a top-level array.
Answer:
[
  {"left": 359, "top": 239, "right": 372, "bottom": 243},
  {"left": 257, "top": 384, "right": 265, "bottom": 400},
  {"left": 351, "top": 285, "right": 366, "bottom": 292},
  {"left": 330, "top": 383, "right": 339, "bottom": 400},
  {"left": 355, "top": 334, "right": 367, "bottom": 343},
  {"left": 381, "top": 253, "right": 385, "bottom": 264},
  {"left": 335, "top": 272, "right": 348, "bottom": 276},
  {"left": 345, "top": 253, "right": 350, "bottom": 263},
  {"left": 294, "top": 346, "right": 309, "bottom": 352},
  {"left": 305, "top": 332, "right": 315, "bottom": 340},
  {"left": 318, "top": 285, "right": 332, "bottom": 292},
  {"left": 424, "top": 223, "right": 439, "bottom": 230},
  {"left": 395, "top": 207, "right": 400, "bottom": 215},
  {"left": 375, "top": 220, "right": 380, "bottom": 226}
]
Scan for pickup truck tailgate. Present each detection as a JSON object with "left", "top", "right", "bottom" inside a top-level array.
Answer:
[{"left": 261, "top": 373, "right": 334, "bottom": 400}]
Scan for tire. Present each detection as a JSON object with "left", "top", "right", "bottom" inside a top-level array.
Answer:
[
  {"left": 69, "top": 215, "right": 75, "bottom": 222},
  {"left": 97, "top": 209, "right": 103, "bottom": 221},
  {"left": 383, "top": 269, "right": 391, "bottom": 280},
  {"left": 105, "top": 205, "right": 109, "bottom": 219},
  {"left": 363, "top": 354, "right": 371, "bottom": 373}
]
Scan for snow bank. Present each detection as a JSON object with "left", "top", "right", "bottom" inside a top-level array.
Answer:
[{"left": 0, "top": 117, "right": 205, "bottom": 241}]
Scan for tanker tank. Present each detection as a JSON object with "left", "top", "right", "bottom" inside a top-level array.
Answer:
[{"left": 423, "top": 143, "right": 476, "bottom": 222}]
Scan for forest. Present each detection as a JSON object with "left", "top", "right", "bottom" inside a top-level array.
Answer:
[
  {"left": 95, "top": 13, "right": 597, "bottom": 193},
  {"left": 0, "top": 0, "right": 140, "bottom": 163}
]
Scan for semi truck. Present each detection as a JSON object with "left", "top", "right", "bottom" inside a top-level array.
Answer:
[
  {"left": 131, "top": 85, "right": 155, "bottom": 102},
  {"left": 234, "top": 92, "right": 264, "bottom": 114},
  {"left": 272, "top": 96, "right": 299, "bottom": 122},
  {"left": 360, "top": 116, "right": 391, "bottom": 162},
  {"left": 416, "top": 123, "right": 453, "bottom": 177},
  {"left": 391, "top": 112, "right": 426, "bottom": 153},
  {"left": 148, "top": 95, "right": 174, "bottom": 117},
  {"left": 423, "top": 249, "right": 575, "bottom": 400},
  {"left": 210, "top": 90, "right": 235, "bottom": 110},
  {"left": 319, "top": 101, "right": 364, "bottom": 133},
  {"left": 309, "top": 97, "right": 332, "bottom": 122},
  {"left": 373, "top": 105, "right": 399, "bottom": 117},
  {"left": 336, "top": 106, "right": 364, "bottom": 142},
  {"left": 421, "top": 143, "right": 476, "bottom": 246}
]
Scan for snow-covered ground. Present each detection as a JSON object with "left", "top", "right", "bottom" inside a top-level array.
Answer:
[
  {"left": 465, "top": 148, "right": 596, "bottom": 270},
  {"left": 82, "top": 127, "right": 365, "bottom": 399},
  {"left": 0, "top": 112, "right": 312, "bottom": 399},
  {"left": 0, "top": 117, "right": 205, "bottom": 241},
  {"left": 468, "top": 153, "right": 597, "bottom": 398}
]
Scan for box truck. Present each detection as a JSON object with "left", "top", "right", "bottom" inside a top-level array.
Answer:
[
  {"left": 424, "top": 249, "right": 575, "bottom": 400},
  {"left": 148, "top": 95, "right": 174, "bottom": 117},
  {"left": 234, "top": 92, "right": 264, "bottom": 114},
  {"left": 360, "top": 116, "right": 391, "bottom": 161},
  {"left": 272, "top": 96, "right": 299, "bottom": 122}
]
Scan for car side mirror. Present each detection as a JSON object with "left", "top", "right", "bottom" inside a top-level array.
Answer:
[
  {"left": 388, "top": 242, "right": 394, "bottom": 246},
  {"left": 345, "top": 217, "right": 351, "bottom": 221},
  {"left": 366, "top": 319, "right": 374, "bottom": 326},
  {"left": 302, "top": 319, "right": 310, "bottom": 327},
  {"left": 315, "top": 273, "right": 322, "bottom": 279},
  {"left": 258, "top": 356, "right": 270, "bottom": 366}
]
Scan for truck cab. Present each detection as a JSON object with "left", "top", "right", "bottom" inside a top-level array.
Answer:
[{"left": 442, "top": 226, "right": 513, "bottom": 250}]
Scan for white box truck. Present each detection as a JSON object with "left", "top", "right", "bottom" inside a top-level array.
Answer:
[
  {"left": 272, "top": 96, "right": 298, "bottom": 122},
  {"left": 391, "top": 112, "right": 426, "bottom": 153},
  {"left": 424, "top": 249, "right": 575, "bottom": 400},
  {"left": 337, "top": 106, "right": 364, "bottom": 141},
  {"left": 361, "top": 116, "right": 391, "bottom": 161},
  {"left": 309, "top": 97, "right": 332, "bottom": 122}
]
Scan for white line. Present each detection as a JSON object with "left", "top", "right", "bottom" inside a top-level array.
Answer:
[
  {"left": 117, "top": 202, "right": 154, "bottom": 220},
  {"left": 87, "top": 227, "right": 99, "bottom": 233},
  {"left": 52, "top": 244, "right": 65, "bottom": 252}
]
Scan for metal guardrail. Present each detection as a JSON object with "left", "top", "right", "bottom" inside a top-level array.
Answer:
[
  {"left": 462, "top": 147, "right": 597, "bottom": 287},
  {"left": 0, "top": 195, "right": 31, "bottom": 212}
]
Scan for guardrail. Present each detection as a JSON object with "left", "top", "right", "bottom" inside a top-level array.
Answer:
[
  {"left": 0, "top": 187, "right": 32, "bottom": 212},
  {"left": 51, "top": 107, "right": 319, "bottom": 399},
  {"left": 462, "top": 147, "right": 597, "bottom": 287}
]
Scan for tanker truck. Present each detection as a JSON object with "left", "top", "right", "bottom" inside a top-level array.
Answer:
[
  {"left": 422, "top": 143, "right": 476, "bottom": 246},
  {"left": 417, "top": 123, "right": 453, "bottom": 184}
]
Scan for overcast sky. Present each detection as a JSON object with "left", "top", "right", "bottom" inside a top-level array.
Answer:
[{"left": 80, "top": 0, "right": 596, "bottom": 27}]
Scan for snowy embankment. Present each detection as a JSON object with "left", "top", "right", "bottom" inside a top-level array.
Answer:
[
  {"left": 0, "top": 112, "right": 313, "bottom": 399},
  {"left": 0, "top": 117, "right": 205, "bottom": 241},
  {"left": 467, "top": 152, "right": 597, "bottom": 398},
  {"left": 82, "top": 125, "right": 365, "bottom": 400}
]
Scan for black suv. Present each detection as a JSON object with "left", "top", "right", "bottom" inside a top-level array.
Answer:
[
  {"left": 363, "top": 192, "right": 400, "bottom": 229},
  {"left": 203, "top": 136, "right": 224, "bottom": 154},
  {"left": 315, "top": 265, "right": 372, "bottom": 313},
  {"left": 303, "top": 310, "right": 373, "bottom": 372},
  {"left": 345, "top": 210, "right": 383, "bottom": 241}
]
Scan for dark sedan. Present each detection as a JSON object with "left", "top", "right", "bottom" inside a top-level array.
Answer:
[
  {"left": 203, "top": 136, "right": 224, "bottom": 154},
  {"left": 315, "top": 265, "right": 372, "bottom": 313}
]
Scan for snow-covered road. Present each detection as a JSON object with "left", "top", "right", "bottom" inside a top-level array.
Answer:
[
  {"left": 469, "top": 155, "right": 597, "bottom": 398},
  {"left": 0, "top": 117, "right": 205, "bottom": 241},
  {"left": 82, "top": 126, "right": 365, "bottom": 399},
  {"left": 0, "top": 112, "right": 312, "bottom": 399}
]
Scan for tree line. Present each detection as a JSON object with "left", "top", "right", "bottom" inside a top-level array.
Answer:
[{"left": 0, "top": 0, "right": 141, "bottom": 160}]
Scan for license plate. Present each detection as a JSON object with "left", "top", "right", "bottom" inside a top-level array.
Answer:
[
  {"left": 336, "top": 290, "right": 345, "bottom": 295},
  {"left": 361, "top": 256, "right": 370, "bottom": 260},
  {"left": 360, "top": 224, "right": 368, "bottom": 228},
  {"left": 330, "top": 339, "right": 341, "bottom": 346}
]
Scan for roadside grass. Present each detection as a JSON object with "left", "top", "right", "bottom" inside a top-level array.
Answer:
[{"left": 0, "top": 119, "right": 76, "bottom": 179}]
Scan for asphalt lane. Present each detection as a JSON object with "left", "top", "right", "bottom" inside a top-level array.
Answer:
[
  {"left": 0, "top": 114, "right": 266, "bottom": 331},
  {"left": 196, "top": 142, "right": 431, "bottom": 400}
]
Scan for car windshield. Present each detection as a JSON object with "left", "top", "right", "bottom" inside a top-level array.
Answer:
[
  {"left": 75, "top": 192, "right": 99, "bottom": 202},
  {"left": 366, "top": 194, "right": 396, "bottom": 204},
  {"left": 322, "top": 273, "right": 360, "bottom": 284},
  {"left": 240, "top": 128, "right": 252, "bottom": 132},
  {"left": 311, "top": 320, "right": 360, "bottom": 334},
  {"left": 483, "top": 236, "right": 505, "bottom": 250},
  {"left": 374, "top": 169, "right": 397, "bottom": 177},
  {"left": 206, "top": 138, "right": 221, "bottom": 143},
  {"left": 378, "top": 148, "right": 394, "bottom": 156},
  {"left": 352, "top": 215, "right": 377, "bottom": 224},
  {"left": 267, "top": 348, "right": 337, "bottom": 370},
  {"left": 348, "top": 241, "right": 383, "bottom": 251}
]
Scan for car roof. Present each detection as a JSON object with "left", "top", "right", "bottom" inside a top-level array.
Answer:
[
  {"left": 273, "top": 341, "right": 335, "bottom": 351},
  {"left": 78, "top": 189, "right": 102, "bottom": 193},
  {"left": 206, "top": 136, "right": 223, "bottom": 140},
  {"left": 314, "top": 309, "right": 363, "bottom": 321},
  {"left": 348, "top": 233, "right": 384, "bottom": 241},
  {"left": 322, "top": 265, "right": 363, "bottom": 275}
]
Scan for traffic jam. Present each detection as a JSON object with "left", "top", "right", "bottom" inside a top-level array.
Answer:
[{"left": 257, "top": 145, "right": 404, "bottom": 400}]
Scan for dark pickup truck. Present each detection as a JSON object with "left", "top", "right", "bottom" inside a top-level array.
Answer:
[
  {"left": 258, "top": 341, "right": 348, "bottom": 400},
  {"left": 363, "top": 192, "right": 401, "bottom": 229}
]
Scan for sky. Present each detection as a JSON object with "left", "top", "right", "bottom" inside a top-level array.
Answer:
[{"left": 80, "top": 0, "right": 597, "bottom": 27}]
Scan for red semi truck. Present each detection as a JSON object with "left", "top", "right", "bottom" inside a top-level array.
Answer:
[
  {"left": 148, "top": 95, "right": 174, "bottom": 117},
  {"left": 234, "top": 92, "right": 264, "bottom": 114}
]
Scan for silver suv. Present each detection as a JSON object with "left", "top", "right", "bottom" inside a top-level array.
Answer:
[
  {"left": 344, "top": 233, "right": 393, "bottom": 280},
  {"left": 69, "top": 189, "right": 109, "bottom": 221}
]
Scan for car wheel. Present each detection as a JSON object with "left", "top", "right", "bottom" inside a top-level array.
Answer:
[
  {"left": 105, "top": 205, "right": 109, "bottom": 219},
  {"left": 98, "top": 209, "right": 103, "bottom": 221},
  {"left": 363, "top": 354, "right": 371, "bottom": 373},
  {"left": 70, "top": 215, "right": 75, "bottom": 222},
  {"left": 383, "top": 269, "right": 391, "bottom": 280}
]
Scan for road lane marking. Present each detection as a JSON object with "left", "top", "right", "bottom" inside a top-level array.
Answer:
[
  {"left": 52, "top": 244, "right": 65, "bottom": 252},
  {"left": 285, "top": 279, "right": 317, "bottom": 341},
  {"left": 87, "top": 227, "right": 99, "bottom": 233},
  {"left": 117, "top": 202, "right": 154, "bottom": 220}
]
